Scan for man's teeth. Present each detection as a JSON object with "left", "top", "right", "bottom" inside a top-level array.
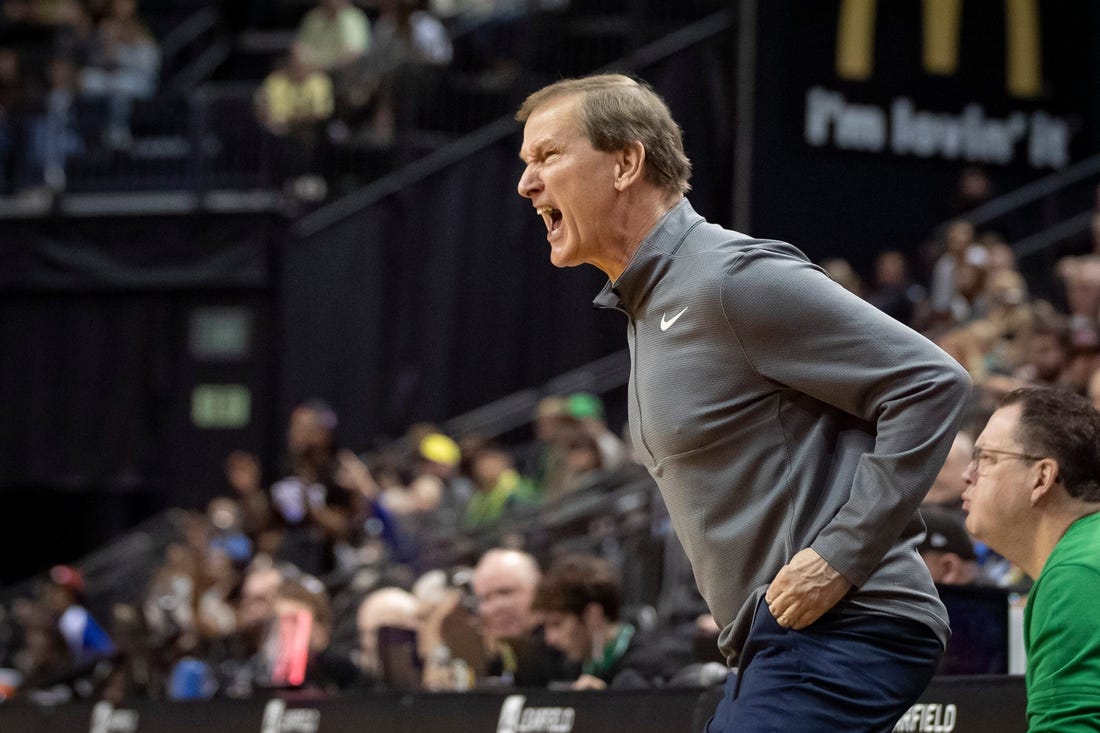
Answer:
[{"left": 537, "top": 207, "right": 561, "bottom": 232}]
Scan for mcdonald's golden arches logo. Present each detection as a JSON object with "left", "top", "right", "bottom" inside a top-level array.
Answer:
[{"left": 836, "top": 0, "right": 1041, "bottom": 98}]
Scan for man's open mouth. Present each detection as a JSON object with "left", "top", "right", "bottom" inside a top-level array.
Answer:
[{"left": 537, "top": 206, "right": 563, "bottom": 235}]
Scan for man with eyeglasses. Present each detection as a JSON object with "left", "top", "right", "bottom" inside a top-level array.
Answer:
[{"left": 962, "top": 386, "right": 1100, "bottom": 732}]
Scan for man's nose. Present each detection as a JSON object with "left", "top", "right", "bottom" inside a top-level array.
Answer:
[{"left": 518, "top": 166, "right": 540, "bottom": 199}]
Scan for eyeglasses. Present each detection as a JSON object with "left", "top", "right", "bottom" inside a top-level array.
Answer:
[{"left": 968, "top": 446, "right": 1045, "bottom": 474}]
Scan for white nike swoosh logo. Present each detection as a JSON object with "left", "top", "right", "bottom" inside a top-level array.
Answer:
[{"left": 660, "top": 307, "right": 689, "bottom": 331}]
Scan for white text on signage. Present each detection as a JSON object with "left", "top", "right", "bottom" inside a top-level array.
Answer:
[{"left": 805, "top": 86, "right": 1070, "bottom": 169}]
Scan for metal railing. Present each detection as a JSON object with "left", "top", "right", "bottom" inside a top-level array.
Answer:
[
  {"left": 931, "top": 151, "right": 1100, "bottom": 262},
  {"left": 293, "top": 7, "right": 738, "bottom": 238}
]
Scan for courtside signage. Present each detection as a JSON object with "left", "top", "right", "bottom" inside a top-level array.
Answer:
[
  {"left": 260, "top": 699, "right": 321, "bottom": 733},
  {"left": 89, "top": 701, "right": 139, "bottom": 733},
  {"left": 893, "top": 702, "right": 958, "bottom": 732},
  {"left": 497, "top": 694, "right": 576, "bottom": 733},
  {"left": 802, "top": 0, "right": 1072, "bottom": 169}
]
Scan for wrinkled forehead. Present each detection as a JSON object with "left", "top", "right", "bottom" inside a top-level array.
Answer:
[{"left": 520, "top": 97, "right": 584, "bottom": 152}]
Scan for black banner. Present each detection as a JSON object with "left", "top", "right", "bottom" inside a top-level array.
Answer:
[
  {"left": 0, "top": 676, "right": 1027, "bottom": 733},
  {"left": 748, "top": 0, "right": 1100, "bottom": 268}
]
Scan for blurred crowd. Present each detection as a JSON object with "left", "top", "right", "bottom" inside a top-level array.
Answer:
[
  {"left": 249, "top": 0, "right": 571, "bottom": 200},
  {"left": 0, "top": 386, "right": 720, "bottom": 704},
  {"left": 252, "top": 0, "right": 458, "bottom": 201},
  {"left": 0, "top": 0, "right": 572, "bottom": 199},
  {"left": 2, "top": 171, "right": 1100, "bottom": 706},
  {"left": 0, "top": 0, "right": 159, "bottom": 192}
]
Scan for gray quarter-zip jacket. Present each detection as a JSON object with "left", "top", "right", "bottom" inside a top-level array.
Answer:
[{"left": 594, "top": 199, "right": 972, "bottom": 665}]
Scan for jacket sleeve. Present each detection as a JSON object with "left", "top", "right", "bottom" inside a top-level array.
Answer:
[{"left": 719, "top": 246, "right": 972, "bottom": 586}]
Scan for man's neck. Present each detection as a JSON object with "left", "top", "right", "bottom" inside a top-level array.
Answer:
[
  {"left": 1026, "top": 505, "right": 1100, "bottom": 578},
  {"left": 583, "top": 621, "right": 634, "bottom": 678},
  {"left": 589, "top": 622, "right": 622, "bottom": 662},
  {"left": 600, "top": 193, "right": 682, "bottom": 282}
]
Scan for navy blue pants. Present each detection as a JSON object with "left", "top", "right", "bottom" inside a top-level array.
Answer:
[{"left": 705, "top": 598, "right": 942, "bottom": 733}]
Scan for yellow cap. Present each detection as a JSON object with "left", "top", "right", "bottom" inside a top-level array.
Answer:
[{"left": 419, "top": 433, "right": 461, "bottom": 467}]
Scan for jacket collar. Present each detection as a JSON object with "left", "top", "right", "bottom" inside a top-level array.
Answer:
[{"left": 592, "top": 198, "right": 703, "bottom": 313}]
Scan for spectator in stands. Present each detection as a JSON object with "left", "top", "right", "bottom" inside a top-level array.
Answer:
[
  {"left": 929, "top": 219, "right": 977, "bottom": 326},
  {"left": 6, "top": 567, "right": 118, "bottom": 701},
  {"left": 218, "top": 549, "right": 382, "bottom": 699},
  {"left": 7, "top": 599, "right": 72, "bottom": 699},
  {"left": 980, "top": 267, "right": 1030, "bottom": 327},
  {"left": 215, "top": 560, "right": 287, "bottom": 697},
  {"left": 1015, "top": 321, "right": 1070, "bottom": 388},
  {"left": 354, "top": 586, "right": 420, "bottom": 688},
  {"left": 474, "top": 549, "right": 576, "bottom": 687},
  {"left": 950, "top": 165, "right": 993, "bottom": 218},
  {"left": 224, "top": 449, "right": 280, "bottom": 555},
  {"left": 205, "top": 497, "right": 254, "bottom": 567},
  {"left": 1058, "top": 255, "right": 1100, "bottom": 335},
  {"left": 953, "top": 243, "right": 992, "bottom": 322},
  {"left": 532, "top": 553, "right": 691, "bottom": 689},
  {"left": 371, "top": 0, "right": 452, "bottom": 67},
  {"left": 255, "top": 45, "right": 333, "bottom": 200},
  {"left": 516, "top": 74, "right": 970, "bottom": 730},
  {"left": 24, "top": 55, "right": 81, "bottom": 191},
  {"left": 421, "top": 548, "right": 572, "bottom": 688},
  {"left": 821, "top": 257, "right": 864, "bottom": 298},
  {"left": 1063, "top": 329, "right": 1100, "bottom": 397},
  {"left": 1, "top": 0, "right": 83, "bottom": 27},
  {"left": 51, "top": 1, "right": 94, "bottom": 66},
  {"left": 916, "top": 505, "right": 980, "bottom": 586},
  {"left": 960, "top": 387, "right": 1100, "bottom": 731},
  {"left": 293, "top": 0, "right": 370, "bottom": 76},
  {"left": 339, "top": 0, "right": 451, "bottom": 143},
  {"left": 980, "top": 232, "right": 1016, "bottom": 273},
  {"left": 331, "top": 447, "right": 412, "bottom": 567},
  {"left": 430, "top": 0, "right": 565, "bottom": 83},
  {"left": 142, "top": 542, "right": 200, "bottom": 661},
  {"left": 517, "top": 395, "right": 569, "bottom": 490},
  {"left": 471, "top": 549, "right": 538, "bottom": 646},
  {"left": 565, "top": 392, "right": 626, "bottom": 472},
  {"left": 0, "top": 46, "right": 29, "bottom": 193},
  {"left": 462, "top": 443, "right": 536, "bottom": 532},
  {"left": 267, "top": 400, "right": 356, "bottom": 577},
  {"left": 78, "top": 0, "right": 159, "bottom": 150},
  {"left": 194, "top": 549, "right": 239, "bottom": 643},
  {"left": 381, "top": 432, "right": 465, "bottom": 529},
  {"left": 42, "top": 565, "right": 115, "bottom": 666},
  {"left": 413, "top": 566, "right": 484, "bottom": 690},
  {"left": 143, "top": 538, "right": 222, "bottom": 698},
  {"left": 260, "top": 574, "right": 360, "bottom": 692},
  {"left": 922, "top": 431, "right": 973, "bottom": 510},
  {"left": 541, "top": 418, "right": 603, "bottom": 499},
  {"left": 866, "top": 250, "right": 925, "bottom": 326},
  {"left": 410, "top": 567, "right": 449, "bottom": 622}
]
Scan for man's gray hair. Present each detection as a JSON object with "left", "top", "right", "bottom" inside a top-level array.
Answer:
[{"left": 516, "top": 73, "right": 692, "bottom": 196}]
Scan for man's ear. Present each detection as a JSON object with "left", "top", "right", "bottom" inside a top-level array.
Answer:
[
  {"left": 1030, "top": 458, "right": 1061, "bottom": 506},
  {"left": 939, "top": 553, "right": 963, "bottom": 585},
  {"left": 614, "top": 141, "right": 646, "bottom": 191}
]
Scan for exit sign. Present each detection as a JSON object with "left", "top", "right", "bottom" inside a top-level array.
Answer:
[{"left": 191, "top": 385, "right": 251, "bottom": 429}]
